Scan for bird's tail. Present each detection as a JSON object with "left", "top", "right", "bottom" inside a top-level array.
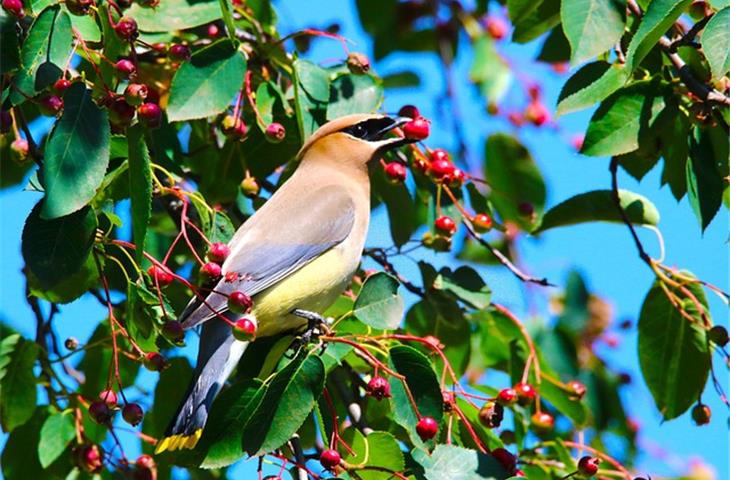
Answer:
[{"left": 155, "top": 319, "right": 248, "bottom": 454}]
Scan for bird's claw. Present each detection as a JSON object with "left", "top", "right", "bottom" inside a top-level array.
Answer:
[{"left": 289, "top": 309, "right": 332, "bottom": 353}]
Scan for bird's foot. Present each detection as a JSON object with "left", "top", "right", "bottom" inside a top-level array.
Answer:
[{"left": 288, "top": 309, "right": 333, "bottom": 353}]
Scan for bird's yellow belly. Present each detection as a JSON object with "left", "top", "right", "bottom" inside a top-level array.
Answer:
[{"left": 250, "top": 246, "right": 354, "bottom": 337}]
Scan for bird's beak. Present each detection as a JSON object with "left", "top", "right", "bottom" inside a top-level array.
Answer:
[{"left": 371, "top": 116, "right": 416, "bottom": 152}]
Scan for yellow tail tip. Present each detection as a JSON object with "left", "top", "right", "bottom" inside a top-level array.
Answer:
[{"left": 154, "top": 429, "right": 203, "bottom": 454}]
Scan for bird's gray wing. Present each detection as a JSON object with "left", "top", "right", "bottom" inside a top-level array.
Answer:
[{"left": 179, "top": 185, "right": 356, "bottom": 329}]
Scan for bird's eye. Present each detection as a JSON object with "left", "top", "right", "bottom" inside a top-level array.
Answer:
[{"left": 348, "top": 124, "right": 368, "bottom": 138}]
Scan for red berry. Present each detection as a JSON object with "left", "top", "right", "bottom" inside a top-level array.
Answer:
[
  {"left": 497, "top": 388, "right": 518, "bottom": 406},
  {"left": 524, "top": 101, "right": 550, "bottom": 126},
  {"left": 507, "top": 111, "right": 524, "bottom": 127},
  {"left": 578, "top": 456, "right": 600, "bottom": 476},
  {"left": 228, "top": 290, "right": 253, "bottom": 313},
  {"left": 551, "top": 62, "right": 569, "bottom": 74},
  {"left": 531, "top": 411, "right": 554, "bottom": 432},
  {"left": 53, "top": 78, "right": 72, "bottom": 94},
  {"left": 319, "top": 449, "right": 341, "bottom": 470},
  {"left": 137, "top": 102, "right": 162, "bottom": 128},
  {"left": 415, "top": 416, "right": 439, "bottom": 441},
  {"left": 514, "top": 382, "right": 536, "bottom": 406},
  {"left": 384, "top": 162, "right": 407, "bottom": 184},
  {"left": 346, "top": 51, "right": 370, "bottom": 75},
  {"left": 135, "top": 454, "right": 156, "bottom": 479},
  {"left": 38, "top": 95, "right": 63, "bottom": 116},
  {"left": 114, "top": 17, "right": 138, "bottom": 41},
  {"left": 241, "top": 176, "right": 260, "bottom": 198},
  {"left": 161, "top": 320, "right": 184, "bottom": 343},
  {"left": 445, "top": 167, "right": 465, "bottom": 188},
  {"left": 222, "top": 115, "right": 247, "bottom": 139},
  {"left": 74, "top": 444, "right": 103, "bottom": 473},
  {"left": 147, "top": 265, "right": 173, "bottom": 287},
  {"left": 478, "top": 401, "right": 504, "bottom": 428},
  {"left": 208, "top": 242, "right": 230, "bottom": 263},
  {"left": 429, "top": 159, "right": 455, "bottom": 181},
  {"left": 88, "top": 400, "right": 113, "bottom": 424},
  {"left": 366, "top": 376, "right": 391, "bottom": 400},
  {"left": 122, "top": 403, "right": 144, "bottom": 426},
  {"left": 98, "top": 389, "right": 118, "bottom": 406},
  {"left": 200, "top": 262, "right": 222, "bottom": 280},
  {"left": 398, "top": 105, "right": 420, "bottom": 119},
  {"left": 485, "top": 17, "right": 507, "bottom": 40},
  {"left": 691, "top": 403, "right": 711, "bottom": 425},
  {"left": 136, "top": 454, "right": 155, "bottom": 470},
  {"left": 473, "top": 213, "right": 493, "bottom": 233},
  {"left": 115, "top": 59, "right": 137, "bottom": 77},
  {"left": 491, "top": 448, "right": 516, "bottom": 474},
  {"left": 567, "top": 380, "right": 586, "bottom": 400},
  {"left": 435, "top": 216, "right": 457, "bottom": 236},
  {"left": 108, "top": 96, "right": 136, "bottom": 126},
  {"left": 518, "top": 202, "right": 535, "bottom": 216},
  {"left": 571, "top": 134, "right": 584, "bottom": 151},
  {"left": 143, "top": 352, "right": 165, "bottom": 372},
  {"left": 430, "top": 148, "right": 450, "bottom": 163},
  {"left": 402, "top": 116, "right": 430, "bottom": 140},
  {"left": 527, "top": 84, "right": 541, "bottom": 101},
  {"left": 66, "top": 0, "right": 93, "bottom": 15},
  {"left": 1, "top": 0, "right": 24, "bottom": 18},
  {"left": 124, "top": 83, "right": 148, "bottom": 107},
  {"left": 265, "top": 122, "right": 286, "bottom": 143},
  {"left": 207, "top": 23, "right": 220, "bottom": 38},
  {"left": 232, "top": 318, "right": 257, "bottom": 341},
  {"left": 168, "top": 43, "right": 191, "bottom": 61},
  {"left": 10, "top": 138, "right": 29, "bottom": 162}
]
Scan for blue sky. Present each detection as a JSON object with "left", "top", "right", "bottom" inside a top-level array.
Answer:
[{"left": 1, "top": 0, "right": 728, "bottom": 478}]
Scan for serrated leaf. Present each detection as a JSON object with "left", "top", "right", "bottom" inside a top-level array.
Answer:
[
  {"left": 625, "top": 0, "right": 692, "bottom": 71},
  {"left": 353, "top": 272, "right": 404, "bottom": 330},
  {"left": 293, "top": 59, "right": 329, "bottom": 139},
  {"left": 128, "top": 0, "right": 223, "bottom": 32},
  {"left": 556, "top": 61, "right": 630, "bottom": 116},
  {"left": 38, "top": 410, "right": 75, "bottom": 468},
  {"left": 41, "top": 83, "right": 110, "bottom": 219},
  {"left": 22, "top": 202, "right": 97, "bottom": 289},
  {"left": 561, "top": 0, "right": 625, "bottom": 65},
  {"left": 484, "top": 133, "right": 546, "bottom": 230},
  {"left": 0, "top": 335, "right": 39, "bottom": 432},
  {"left": 10, "top": 5, "right": 72, "bottom": 105},
  {"left": 413, "top": 444, "right": 509, "bottom": 480},
  {"left": 702, "top": 7, "right": 730, "bottom": 82},
  {"left": 511, "top": 0, "right": 561, "bottom": 44},
  {"left": 534, "top": 189, "right": 660, "bottom": 233},
  {"left": 470, "top": 36, "right": 513, "bottom": 105},
  {"left": 638, "top": 280, "right": 711, "bottom": 419},
  {"left": 127, "top": 125, "right": 152, "bottom": 262},
  {"left": 341, "top": 429, "right": 405, "bottom": 479},
  {"left": 327, "top": 73, "right": 384, "bottom": 119},
  {"left": 167, "top": 39, "right": 247, "bottom": 122}
]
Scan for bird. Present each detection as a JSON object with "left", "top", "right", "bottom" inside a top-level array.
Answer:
[{"left": 155, "top": 113, "right": 413, "bottom": 453}]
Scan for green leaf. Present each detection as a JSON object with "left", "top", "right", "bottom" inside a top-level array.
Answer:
[
  {"left": 1, "top": 409, "right": 47, "bottom": 478},
  {"left": 27, "top": 253, "right": 100, "bottom": 304},
  {"left": 433, "top": 266, "right": 491, "bottom": 309},
  {"left": 241, "top": 353, "right": 325, "bottom": 456},
  {"left": 372, "top": 165, "right": 420, "bottom": 246},
  {"left": 581, "top": 82, "right": 665, "bottom": 157},
  {"left": 638, "top": 280, "right": 711, "bottom": 419},
  {"left": 38, "top": 410, "right": 75, "bottom": 468},
  {"left": 0, "top": 335, "right": 39, "bottom": 432},
  {"left": 561, "top": 0, "right": 625, "bottom": 65},
  {"left": 534, "top": 189, "right": 660, "bottom": 232},
  {"left": 511, "top": 0, "right": 561, "bottom": 44},
  {"left": 327, "top": 73, "right": 384, "bottom": 119},
  {"left": 41, "top": 83, "right": 111, "bottom": 219},
  {"left": 127, "top": 125, "right": 152, "bottom": 262},
  {"left": 127, "top": 0, "right": 223, "bottom": 32},
  {"left": 701, "top": 7, "right": 730, "bottom": 78},
  {"left": 167, "top": 39, "right": 247, "bottom": 122},
  {"left": 413, "top": 444, "right": 509, "bottom": 480},
  {"left": 556, "top": 61, "right": 630, "bottom": 116},
  {"left": 143, "top": 357, "right": 193, "bottom": 443},
  {"left": 625, "top": 0, "right": 692, "bottom": 70},
  {"left": 68, "top": 9, "right": 101, "bottom": 42},
  {"left": 485, "top": 133, "right": 546, "bottom": 230},
  {"left": 470, "top": 36, "right": 513, "bottom": 105},
  {"left": 686, "top": 126, "right": 726, "bottom": 231},
  {"left": 293, "top": 59, "right": 329, "bottom": 139},
  {"left": 537, "top": 26, "right": 571, "bottom": 63},
  {"left": 388, "top": 345, "right": 443, "bottom": 449},
  {"left": 341, "top": 429, "right": 405, "bottom": 479},
  {"left": 10, "top": 5, "right": 72, "bottom": 105},
  {"left": 22, "top": 202, "right": 97, "bottom": 289},
  {"left": 126, "top": 282, "right": 168, "bottom": 352},
  {"left": 382, "top": 70, "right": 421, "bottom": 88},
  {"left": 660, "top": 108, "right": 691, "bottom": 201},
  {"left": 0, "top": 11, "right": 21, "bottom": 74},
  {"left": 353, "top": 272, "right": 404, "bottom": 330}
]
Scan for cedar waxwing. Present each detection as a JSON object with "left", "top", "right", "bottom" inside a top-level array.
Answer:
[{"left": 156, "top": 113, "right": 412, "bottom": 453}]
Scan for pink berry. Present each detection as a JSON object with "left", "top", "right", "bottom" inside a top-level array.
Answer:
[
  {"left": 2, "top": 0, "right": 24, "bottom": 18},
  {"left": 265, "top": 122, "right": 286, "bottom": 143},
  {"left": 366, "top": 376, "right": 391, "bottom": 400},
  {"left": 228, "top": 291, "right": 253, "bottom": 314},
  {"left": 232, "top": 318, "right": 256, "bottom": 341},
  {"left": 200, "top": 262, "right": 222, "bottom": 280},
  {"left": 485, "top": 17, "right": 507, "bottom": 40},
  {"left": 38, "top": 95, "right": 63, "bottom": 116},
  {"left": 98, "top": 389, "right": 118, "bottom": 406},
  {"left": 137, "top": 102, "right": 162, "bottom": 128},
  {"left": 115, "top": 59, "right": 137, "bottom": 77},
  {"left": 114, "top": 17, "right": 138, "bottom": 41},
  {"left": 208, "top": 242, "right": 230, "bottom": 263},
  {"left": 124, "top": 83, "right": 148, "bottom": 106}
]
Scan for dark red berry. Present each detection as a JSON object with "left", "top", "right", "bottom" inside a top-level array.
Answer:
[
  {"left": 346, "top": 51, "right": 370, "bottom": 74},
  {"left": 366, "top": 376, "right": 391, "bottom": 400},
  {"left": 208, "top": 242, "right": 230, "bottom": 263},
  {"left": 137, "top": 102, "right": 162, "bottom": 128},
  {"left": 200, "top": 262, "right": 222, "bottom": 280},
  {"left": 135, "top": 454, "right": 156, "bottom": 480},
  {"left": 2, "top": 0, "right": 24, "bottom": 18},
  {"left": 265, "top": 122, "right": 286, "bottom": 143},
  {"left": 52, "top": 78, "right": 72, "bottom": 94},
  {"left": 567, "top": 380, "right": 586, "bottom": 400},
  {"left": 384, "top": 162, "right": 407, "bottom": 184},
  {"left": 122, "top": 403, "right": 144, "bottom": 426},
  {"left": 491, "top": 448, "right": 516, "bottom": 474},
  {"left": 99, "top": 389, "right": 118, "bottom": 406},
  {"left": 114, "top": 17, "right": 138, "bottom": 41},
  {"left": 496, "top": 388, "right": 518, "bottom": 406},
  {"left": 531, "top": 411, "right": 554, "bottom": 432},
  {"left": 232, "top": 318, "right": 256, "bottom": 341},
  {"left": 514, "top": 382, "right": 536, "bottom": 406},
  {"left": 435, "top": 216, "right": 457, "bottom": 236},
  {"left": 691, "top": 403, "right": 711, "bottom": 425},
  {"left": 88, "top": 400, "right": 113, "bottom": 424},
  {"left": 74, "top": 444, "right": 103, "bottom": 473},
  {"left": 398, "top": 105, "right": 420, "bottom": 119},
  {"left": 0, "top": 110, "right": 12, "bottom": 134},
  {"left": 65, "top": 0, "right": 93, "bottom": 15},
  {"left": 518, "top": 202, "right": 535, "bottom": 216},
  {"left": 168, "top": 43, "right": 191, "bottom": 61},
  {"left": 108, "top": 96, "right": 136, "bottom": 126},
  {"left": 415, "top": 416, "right": 439, "bottom": 441},
  {"left": 161, "top": 320, "right": 184, "bottom": 343},
  {"left": 147, "top": 265, "right": 173, "bottom": 286},
  {"left": 485, "top": 17, "right": 507, "bottom": 40},
  {"left": 402, "top": 116, "right": 430, "bottom": 140},
  {"left": 473, "top": 213, "right": 493, "bottom": 233},
  {"left": 478, "top": 401, "right": 504, "bottom": 428},
  {"left": 115, "top": 59, "right": 137, "bottom": 78},
  {"left": 222, "top": 115, "right": 247, "bottom": 139},
  {"left": 319, "top": 449, "right": 341, "bottom": 470},
  {"left": 38, "top": 95, "right": 63, "bottom": 116},
  {"left": 708, "top": 325, "right": 729, "bottom": 346},
  {"left": 578, "top": 456, "right": 600, "bottom": 476},
  {"left": 143, "top": 352, "right": 165, "bottom": 372},
  {"left": 124, "top": 83, "right": 148, "bottom": 107}
]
